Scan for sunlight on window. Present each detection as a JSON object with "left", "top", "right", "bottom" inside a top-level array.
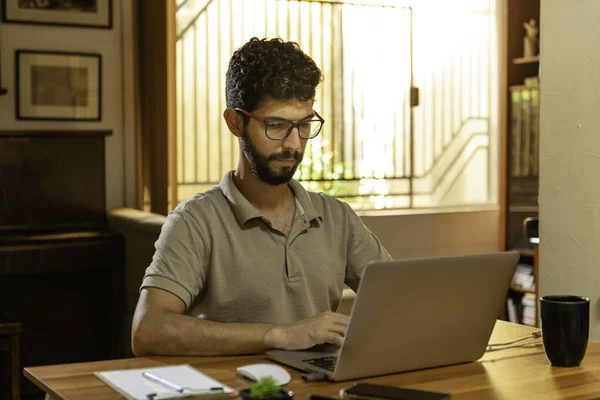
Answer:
[
  {"left": 342, "top": 5, "right": 409, "bottom": 183},
  {"left": 174, "top": 0, "right": 499, "bottom": 210}
]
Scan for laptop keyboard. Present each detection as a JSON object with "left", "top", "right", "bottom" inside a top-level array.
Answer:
[{"left": 302, "top": 356, "right": 338, "bottom": 371}]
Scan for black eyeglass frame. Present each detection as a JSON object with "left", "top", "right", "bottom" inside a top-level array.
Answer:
[{"left": 234, "top": 108, "right": 325, "bottom": 140}]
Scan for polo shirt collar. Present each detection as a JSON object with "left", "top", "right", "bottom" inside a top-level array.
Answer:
[
  {"left": 288, "top": 179, "right": 321, "bottom": 222},
  {"left": 219, "top": 171, "right": 322, "bottom": 225}
]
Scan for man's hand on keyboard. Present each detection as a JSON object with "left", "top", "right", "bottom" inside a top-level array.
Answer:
[{"left": 264, "top": 311, "right": 349, "bottom": 350}]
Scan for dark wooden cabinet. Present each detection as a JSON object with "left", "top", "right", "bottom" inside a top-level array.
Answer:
[
  {"left": 0, "top": 130, "right": 124, "bottom": 399},
  {"left": 0, "top": 232, "right": 124, "bottom": 399},
  {"left": 0, "top": 131, "right": 109, "bottom": 233}
]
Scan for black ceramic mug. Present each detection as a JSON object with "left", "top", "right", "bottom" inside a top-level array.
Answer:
[{"left": 540, "top": 295, "right": 589, "bottom": 367}]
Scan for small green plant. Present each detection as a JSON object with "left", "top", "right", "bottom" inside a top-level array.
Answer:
[{"left": 249, "top": 377, "right": 283, "bottom": 399}]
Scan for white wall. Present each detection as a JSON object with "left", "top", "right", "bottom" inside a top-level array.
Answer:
[
  {"left": 0, "top": 5, "right": 129, "bottom": 210},
  {"left": 539, "top": 0, "right": 600, "bottom": 339}
]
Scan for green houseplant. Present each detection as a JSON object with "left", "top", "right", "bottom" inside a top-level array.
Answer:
[{"left": 238, "top": 377, "right": 293, "bottom": 400}]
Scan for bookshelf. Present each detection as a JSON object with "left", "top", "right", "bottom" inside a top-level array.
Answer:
[{"left": 499, "top": 0, "right": 540, "bottom": 327}]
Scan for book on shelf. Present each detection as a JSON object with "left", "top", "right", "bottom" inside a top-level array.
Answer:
[
  {"left": 510, "top": 89, "right": 522, "bottom": 177},
  {"left": 511, "top": 263, "right": 534, "bottom": 292},
  {"left": 507, "top": 298, "right": 518, "bottom": 323},
  {"left": 520, "top": 88, "right": 532, "bottom": 176},
  {"left": 507, "top": 293, "right": 537, "bottom": 326},
  {"left": 522, "top": 293, "right": 537, "bottom": 327},
  {"left": 524, "top": 76, "right": 540, "bottom": 87},
  {"left": 509, "top": 85, "right": 540, "bottom": 179},
  {"left": 530, "top": 88, "right": 540, "bottom": 176}
]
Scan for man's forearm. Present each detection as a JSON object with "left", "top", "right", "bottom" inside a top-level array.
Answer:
[{"left": 132, "top": 309, "right": 280, "bottom": 356}]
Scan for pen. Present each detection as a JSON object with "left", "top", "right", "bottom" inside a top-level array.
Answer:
[
  {"left": 142, "top": 372, "right": 225, "bottom": 396},
  {"left": 190, "top": 387, "right": 225, "bottom": 394},
  {"left": 142, "top": 372, "right": 185, "bottom": 393}
]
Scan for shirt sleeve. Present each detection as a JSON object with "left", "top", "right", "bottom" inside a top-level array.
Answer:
[
  {"left": 140, "top": 210, "right": 208, "bottom": 309},
  {"left": 343, "top": 203, "right": 392, "bottom": 292}
]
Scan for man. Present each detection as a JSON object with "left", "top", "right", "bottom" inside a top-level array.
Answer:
[{"left": 131, "top": 37, "right": 391, "bottom": 357}]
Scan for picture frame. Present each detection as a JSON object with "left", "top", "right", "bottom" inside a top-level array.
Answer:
[
  {"left": 16, "top": 50, "right": 102, "bottom": 121},
  {"left": 0, "top": 29, "right": 7, "bottom": 95},
  {"left": 2, "top": 0, "right": 112, "bottom": 29}
]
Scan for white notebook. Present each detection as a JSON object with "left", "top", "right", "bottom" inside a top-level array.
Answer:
[{"left": 95, "top": 364, "right": 235, "bottom": 400}]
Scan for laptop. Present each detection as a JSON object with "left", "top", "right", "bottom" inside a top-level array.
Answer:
[{"left": 266, "top": 251, "right": 519, "bottom": 381}]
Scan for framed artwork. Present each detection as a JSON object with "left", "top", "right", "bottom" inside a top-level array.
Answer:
[
  {"left": 16, "top": 50, "right": 101, "bottom": 121},
  {"left": 2, "top": 0, "right": 112, "bottom": 29}
]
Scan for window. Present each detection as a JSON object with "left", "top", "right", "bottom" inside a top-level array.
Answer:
[{"left": 175, "top": 0, "right": 499, "bottom": 210}]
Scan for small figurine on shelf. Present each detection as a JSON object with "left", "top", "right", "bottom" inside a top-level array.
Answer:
[{"left": 523, "top": 18, "right": 539, "bottom": 58}]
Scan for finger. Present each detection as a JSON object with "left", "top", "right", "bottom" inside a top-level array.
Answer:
[
  {"left": 322, "top": 331, "right": 344, "bottom": 347},
  {"left": 332, "top": 318, "right": 349, "bottom": 327},
  {"left": 327, "top": 324, "right": 348, "bottom": 336},
  {"left": 323, "top": 311, "right": 349, "bottom": 324},
  {"left": 331, "top": 316, "right": 350, "bottom": 327}
]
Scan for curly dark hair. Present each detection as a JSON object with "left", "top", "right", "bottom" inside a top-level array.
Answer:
[{"left": 225, "top": 37, "right": 323, "bottom": 112}]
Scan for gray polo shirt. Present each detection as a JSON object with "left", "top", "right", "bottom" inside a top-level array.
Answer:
[{"left": 141, "top": 172, "right": 391, "bottom": 324}]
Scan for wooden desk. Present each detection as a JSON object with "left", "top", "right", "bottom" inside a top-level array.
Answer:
[{"left": 24, "top": 321, "right": 600, "bottom": 400}]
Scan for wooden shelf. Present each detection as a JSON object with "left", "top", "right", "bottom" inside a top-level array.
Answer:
[
  {"left": 0, "top": 130, "right": 113, "bottom": 138},
  {"left": 512, "top": 248, "right": 535, "bottom": 257},
  {"left": 513, "top": 56, "right": 539, "bottom": 64},
  {"left": 509, "top": 84, "right": 540, "bottom": 91},
  {"left": 510, "top": 285, "right": 535, "bottom": 295}
]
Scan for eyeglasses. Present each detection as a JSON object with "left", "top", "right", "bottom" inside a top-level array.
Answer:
[{"left": 235, "top": 108, "right": 324, "bottom": 140}]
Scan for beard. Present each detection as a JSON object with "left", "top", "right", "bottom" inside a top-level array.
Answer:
[{"left": 240, "top": 131, "right": 303, "bottom": 186}]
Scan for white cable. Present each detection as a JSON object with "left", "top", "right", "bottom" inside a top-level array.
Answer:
[
  {"left": 486, "top": 339, "right": 542, "bottom": 352},
  {"left": 486, "top": 330, "right": 542, "bottom": 352},
  {"left": 488, "top": 330, "right": 541, "bottom": 347}
]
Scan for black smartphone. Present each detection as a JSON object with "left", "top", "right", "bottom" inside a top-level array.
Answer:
[{"left": 340, "top": 383, "right": 451, "bottom": 400}]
